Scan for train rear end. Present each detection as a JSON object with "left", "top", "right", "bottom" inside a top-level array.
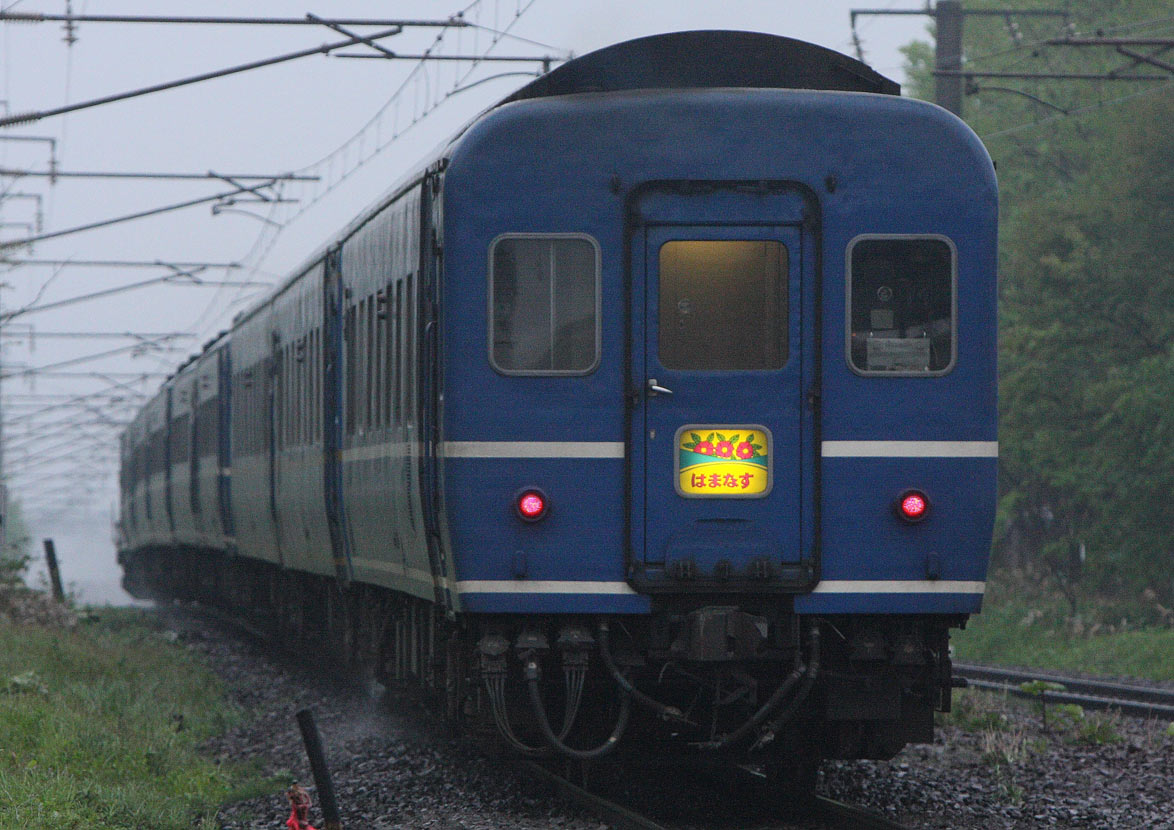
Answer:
[{"left": 439, "top": 40, "right": 996, "bottom": 775}]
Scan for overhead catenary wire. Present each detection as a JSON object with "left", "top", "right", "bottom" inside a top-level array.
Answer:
[
  {"left": 0, "top": 168, "right": 318, "bottom": 182},
  {"left": 0, "top": 329, "right": 195, "bottom": 341},
  {"left": 183, "top": 0, "right": 554, "bottom": 337},
  {"left": 6, "top": 370, "right": 169, "bottom": 379},
  {"left": 980, "top": 80, "right": 1174, "bottom": 140},
  {"left": 1, "top": 258, "right": 241, "bottom": 270},
  {"left": 5, "top": 426, "right": 125, "bottom": 460},
  {"left": 8, "top": 467, "right": 116, "bottom": 490},
  {"left": 3, "top": 389, "right": 146, "bottom": 402},
  {"left": 0, "top": 25, "right": 409, "bottom": 128},
  {"left": 0, "top": 185, "right": 293, "bottom": 249},
  {"left": 4, "top": 400, "right": 141, "bottom": 422},
  {"left": 1, "top": 273, "right": 270, "bottom": 322},
  {"left": 5, "top": 409, "right": 137, "bottom": 432},
  {"left": 0, "top": 341, "right": 182, "bottom": 380},
  {"left": 0, "top": 12, "right": 472, "bottom": 28},
  {"left": 0, "top": 0, "right": 556, "bottom": 520}
]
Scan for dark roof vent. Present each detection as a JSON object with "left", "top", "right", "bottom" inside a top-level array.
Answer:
[{"left": 503, "top": 30, "right": 899, "bottom": 105}]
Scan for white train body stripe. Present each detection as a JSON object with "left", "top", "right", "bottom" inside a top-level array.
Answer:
[
  {"left": 456, "top": 580, "right": 639, "bottom": 595},
  {"left": 442, "top": 440, "right": 994, "bottom": 459},
  {"left": 452, "top": 579, "right": 985, "bottom": 596},
  {"left": 443, "top": 441, "right": 626, "bottom": 459},
  {"left": 435, "top": 440, "right": 995, "bottom": 459},
  {"left": 812, "top": 580, "right": 986, "bottom": 594},
  {"left": 821, "top": 441, "right": 998, "bottom": 458}
]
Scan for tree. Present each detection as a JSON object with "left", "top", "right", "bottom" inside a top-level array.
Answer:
[
  {"left": 902, "top": 0, "right": 1174, "bottom": 602},
  {"left": 1, "top": 497, "right": 32, "bottom": 588}
]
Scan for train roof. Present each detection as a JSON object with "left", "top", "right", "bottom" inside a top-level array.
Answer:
[
  {"left": 502, "top": 30, "right": 899, "bottom": 102},
  {"left": 229, "top": 31, "right": 898, "bottom": 334}
]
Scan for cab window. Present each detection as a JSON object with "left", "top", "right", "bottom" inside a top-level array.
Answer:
[
  {"left": 489, "top": 234, "right": 600, "bottom": 375},
  {"left": 848, "top": 236, "right": 955, "bottom": 375}
]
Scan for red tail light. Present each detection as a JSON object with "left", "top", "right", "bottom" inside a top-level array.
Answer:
[
  {"left": 515, "top": 489, "right": 549, "bottom": 522},
  {"left": 896, "top": 490, "right": 929, "bottom": 523}
]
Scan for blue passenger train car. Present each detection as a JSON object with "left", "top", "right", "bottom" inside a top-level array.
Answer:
[{"left": 118, "top": 31, "right": 996, "bottom": 798}]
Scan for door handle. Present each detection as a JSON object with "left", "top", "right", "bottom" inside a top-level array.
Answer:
[{"left": 647, "top": 378, "right": 673, "bottom": 396}]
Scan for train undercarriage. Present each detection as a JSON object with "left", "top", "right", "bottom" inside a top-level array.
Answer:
[{"left": 120, "top": 548, "right": 962, "bottom": 801}]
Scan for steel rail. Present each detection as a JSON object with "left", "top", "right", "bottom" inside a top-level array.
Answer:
[
  {"left": 733, "top": 765, "right": 912, "bottom": 830},
  {"left": 954, "top": 663, "right": 1174, "bottom": 719},
  {"left": 528, "top": 757, "right": 915, "bottom": 830},
  {"left": 814, "top": 796, "right": 913, "bottom": 829},
  {"left": 174, "top": 603, "right": 916, "bottom": 829},
  {"left": 521, "top": 761, "right": 667, "bottom": 830}
]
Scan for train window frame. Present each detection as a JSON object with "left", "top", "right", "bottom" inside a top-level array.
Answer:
[
  {"left": 487, "top": 232, "right": 602, "bottom": 377},
  {"left": 394, "top": 280, "right": 403, "bottom": 424},
  {"left": 845, "top": 233, "right": 958, "bottom": 377},
  {"left": 366, "top": 295, "right": 376, "bottom": 432},
  {"left": 657, "top": 239, "right": 790, "bottom": 372},
  {"left": 374, "top": 292, "right": 385, "bottom": 430},
  {"left": 405, "top": 273, "right": 415, "bottom": 422}
]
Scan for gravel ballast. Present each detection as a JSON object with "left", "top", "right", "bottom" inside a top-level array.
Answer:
[{"left": 162, "top": 608, "right": 1173, "bottom": 830}]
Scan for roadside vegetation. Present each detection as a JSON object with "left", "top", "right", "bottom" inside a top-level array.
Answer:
[
  {"left": 904, "top": 0, "right": 1174, "bottom": 663},
  {"left": 952, "top": 577, "right": 1174, "bottom": 682},
  {"left": 0, "top": 600, "right": 277, "bottom": 830}
]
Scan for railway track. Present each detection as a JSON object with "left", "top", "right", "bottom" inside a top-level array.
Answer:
[
  {"left": 187, "top": 601, "right": 914, "bottom": 829},
  {"left": 523, "top": 760, "right": 913, "bottom": 830},
  {"left": 175, "top": 605, "right": 1167, "bottom": 828},
  {"left": 954, "top": 662, "right": 1174, "bottom": 719}
]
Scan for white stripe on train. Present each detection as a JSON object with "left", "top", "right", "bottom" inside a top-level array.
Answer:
[
  {"left": 347, "top": 568, "right": 986, "bottom": 596},
  {"left": 820, "top": 441, "right": 998, "bottom": 458},
  {"left": 452, "top": 579, "right": 986, "bottom": 595},
  {"left": 437, "top": 440, "right": 998, "bottom": 459}
]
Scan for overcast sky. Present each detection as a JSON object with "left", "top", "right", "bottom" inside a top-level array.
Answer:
[{"left": 0, "top": 0, "right": 932, "bottom": 602}]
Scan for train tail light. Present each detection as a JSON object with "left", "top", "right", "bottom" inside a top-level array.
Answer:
[
  {"left": 515, "top": 489, "right": 549, "bottom": 522},
  {"left": 896, "top": 490, "right": 929, "bottom": 523}
]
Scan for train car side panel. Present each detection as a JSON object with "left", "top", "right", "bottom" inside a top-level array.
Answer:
[
  {"left": 229, "top": 303, "right": 282, "bottom": 566},
  {"left": 339, "top": 185, "right": 434, "bottom": 599},
  {"left": 271, "top": 262, "right": 334, "bottom": 577},
  {"left": 167, "top": 364, "right": 198, "bottom": 550},
  {"left": 140, "top": 390, "right": 172, "bottom": 548},
  {"left": 796, "top": 100, "right": 997, "bottom": 614},
  {"left": 190, "top": 342, "right": 228, "bottom": 551}
]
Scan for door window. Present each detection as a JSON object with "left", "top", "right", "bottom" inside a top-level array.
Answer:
[{"left": 658, "top": 240, "right": 788, "bottom": 371}]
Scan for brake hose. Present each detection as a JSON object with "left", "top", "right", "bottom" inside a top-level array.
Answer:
[
  {"left": 596, "top": 619, "right": 689, "bottom": 723},
  {"left": 524, "top": 658, "right": 632, "bottom": 760}
]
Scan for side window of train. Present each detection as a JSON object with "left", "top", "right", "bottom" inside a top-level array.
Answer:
[
  {"left": 394, "top": 281, "right": 403, "bottom": 423},
  {"left": 312, "top": 327, "right": 321, "bottom": 442},
  {"left": 345, "top": 304, "right": 357, "bottom": 436},
  {"left": 374, "top": 290, "right": 385, "bottom": 429},
  {"left": 847, "top": 236, "right": 956, "bottom": 376},
  {"left": 366, "top": 295, "right": 376, "bottom": 431},
  {"left": 405, "top": 273, "right": 414, "bottom": 420},
  {"left": 489, "top": 234, "right": 601, "bottom": 375}
]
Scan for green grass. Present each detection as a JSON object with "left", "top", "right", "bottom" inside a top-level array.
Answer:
[
  {"left": 940, "top": 687, "right": 1127, "bottom": 749},
  {"left": 0, "top": 606, "right": 277, "bottom": 830},
  {"left": 953, "top": 579, "right": 1174, "bottom": 682}
]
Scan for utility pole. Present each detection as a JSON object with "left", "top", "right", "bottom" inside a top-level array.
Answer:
[
  {"left": 1, "top": 276, "right": 6, "bottom": 557},
  {"left": 850, "top": 3, "right": 1071, "bottom": 117},
  {"left": 933, "top": 1, "right": 965, "bottom": 116}
]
